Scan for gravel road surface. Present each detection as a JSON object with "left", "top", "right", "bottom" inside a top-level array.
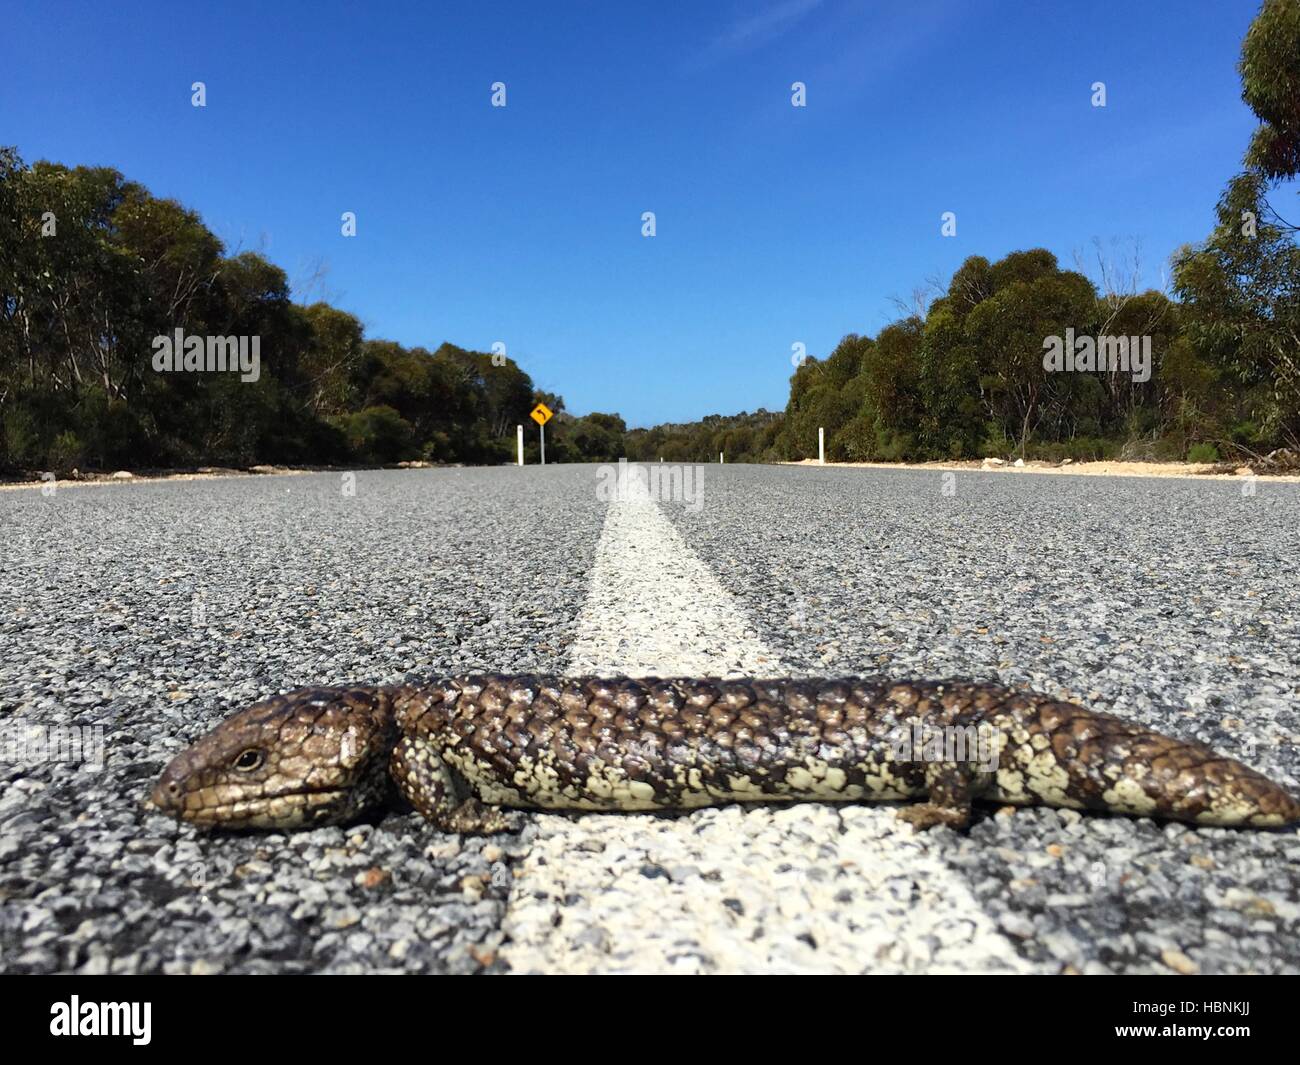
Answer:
[{"left": 1, "top": 463, "right": 1297, "bottom": 974}]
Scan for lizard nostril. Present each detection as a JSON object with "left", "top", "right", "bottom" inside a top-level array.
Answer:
[{"left": 150, "top": 778, "right": 183, "bottom": 811}]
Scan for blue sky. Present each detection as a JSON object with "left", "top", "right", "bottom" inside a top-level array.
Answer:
[{"left": 1, "top": 1, "right": 1266, "bottom": 426}]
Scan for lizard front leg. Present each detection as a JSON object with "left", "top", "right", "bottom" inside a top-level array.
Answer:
[{"left": 389, "top": 734, "right": 514, "bottom": 834}]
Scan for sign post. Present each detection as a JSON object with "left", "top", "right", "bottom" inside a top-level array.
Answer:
[{"left": 530, "top": 403, "right": 553, "bottom": 465}]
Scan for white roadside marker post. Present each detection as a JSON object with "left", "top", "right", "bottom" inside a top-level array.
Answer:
[
  {"left": 818, "top": 427, "right": 825, "bottom": 465},
  {"left": 516, "top": 425, "right": 524, "bottom": 466}
]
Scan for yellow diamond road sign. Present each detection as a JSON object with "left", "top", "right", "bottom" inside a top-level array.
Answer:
[{"left": 530, "top": 402, "right": 553, "bottom": 426}]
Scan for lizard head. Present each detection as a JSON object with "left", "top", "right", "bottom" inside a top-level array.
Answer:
[{"left": 149, "top": 687, "right": 399, "bottom": 830}]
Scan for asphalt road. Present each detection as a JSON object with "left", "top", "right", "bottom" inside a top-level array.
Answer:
[{"left": 1, "top": 463, "right": 1297, "bottom": 973}]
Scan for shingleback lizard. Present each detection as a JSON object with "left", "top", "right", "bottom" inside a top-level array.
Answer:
[{"left": 149, "top": 675, "right": 1300, "bottom": 832}]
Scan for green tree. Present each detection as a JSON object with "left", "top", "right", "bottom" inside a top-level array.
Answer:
[
  {"left": 1172, "top": 172, "right": 1300, "bottom": 448},
  {"left": 300, "top": 302, "right": 365, "bottom": 416},
  {"left": 1241, "top": 0, "right": 1300, "bottom": 183}
]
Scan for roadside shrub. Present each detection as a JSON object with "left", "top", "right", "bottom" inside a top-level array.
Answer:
[
  {"left": 331, "top": 405, "right": 416, "bottom": 463},
  {"left": 48, "top": 431, "right": 85, "bottom": 473}
]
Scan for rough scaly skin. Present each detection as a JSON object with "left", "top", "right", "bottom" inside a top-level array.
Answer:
[{"left": 150, "top": 675, "right": 1300, "bottom": 833}]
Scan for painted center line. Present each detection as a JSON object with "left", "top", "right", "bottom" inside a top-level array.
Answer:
[{"left": 500, "top": 494, "right": 1040, "bottom": 974}]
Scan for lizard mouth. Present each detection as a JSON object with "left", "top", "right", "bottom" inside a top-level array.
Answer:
[{"left": 155, "top": 787, "right": 351, "bottom": 829}]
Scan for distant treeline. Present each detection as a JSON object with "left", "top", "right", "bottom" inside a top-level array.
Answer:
[
  {"left": 1, "top": 147, "right": 1295, "bottom": 473},
  {"left": 0, "top": 146, "right": 630, "bottom": 473},
  {"left": 1, "top": 5, "right": 1296, "bottom": 473},
  {"left": 770, "top": 201, "right": 1298, "bottom": 466},
  {"left": 625, "top": 410, "right": 784, "bottom": 464},
  {"left": 566, "top": 195, "right": 1299, "bottom": 467}
]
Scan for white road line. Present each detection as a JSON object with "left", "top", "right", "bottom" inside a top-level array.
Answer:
[
  {"left": 564, "top": 497, "right": 776, "bottom": 677},
  {"left": 500, "top": 495, "right": 1040, "bottom": 973}
]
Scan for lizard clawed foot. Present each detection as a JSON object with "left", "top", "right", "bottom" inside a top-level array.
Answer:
[
  {"left": 436, "top": 797, "right": 520, "bottom": 835},
  {"left": 896, "top": 802, "right": 972, "bottom": 831}
]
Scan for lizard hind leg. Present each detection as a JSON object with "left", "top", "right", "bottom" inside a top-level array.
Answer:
[
  {"left": 389, "top": 735, "right": 514, "bottom": 834},
  {"left": 896, "top": 763, "right": 986, "bottom": 831}
]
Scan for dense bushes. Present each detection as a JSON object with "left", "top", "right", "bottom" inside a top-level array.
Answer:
[{"left": 765, "top": 230, "right": 1297, "bottom": 465}]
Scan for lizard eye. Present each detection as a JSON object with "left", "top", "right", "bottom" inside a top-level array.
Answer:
[{"left": 233, "top": 748, "right": 264, "bottom": 772}]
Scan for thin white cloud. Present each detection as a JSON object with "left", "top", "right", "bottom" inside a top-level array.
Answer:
[{"left": 696, "top": 0, "right": 825, "bottom": 65}]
